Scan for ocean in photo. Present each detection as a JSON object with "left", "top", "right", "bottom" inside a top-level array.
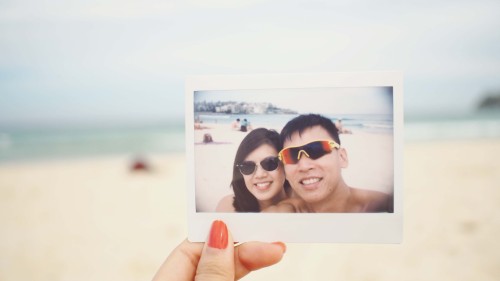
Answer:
[{"left": 197, "top": 113, "right": 394, "bottom": 135}]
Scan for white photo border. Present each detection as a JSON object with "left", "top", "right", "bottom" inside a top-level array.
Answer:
[{"left": 185, "top": 72, "right": 403, "bottom": 243}]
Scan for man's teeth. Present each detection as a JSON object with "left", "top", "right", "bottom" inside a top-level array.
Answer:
[{"left": 302, "top": 178, "right": 320, "bottom": 185}]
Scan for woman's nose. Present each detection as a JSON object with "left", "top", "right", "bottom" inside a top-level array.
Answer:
[
  {"left": 296, "top": 153, "right": 315, "bottom": 171},
  {"left": 254, "top": 165, "right": 268, "bottom": 177}
]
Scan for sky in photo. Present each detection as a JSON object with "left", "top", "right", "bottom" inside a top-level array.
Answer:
[
  {"left": 195, "top": 87, "right": 393, "bottom": 115},
  {"left": 1, "top": 0, "right": 499, "bottom": 126}
]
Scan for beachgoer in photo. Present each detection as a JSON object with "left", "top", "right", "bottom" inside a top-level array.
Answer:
[
  {"left": 202, "top": 133, "right": 213, "bottom": 143},
  {"left": 335, "top": 119, "right": 352, "bottom": 134},
  {"left": 194, "top": 117, "right": 209, "bottom": 130},
  {"left": 279, "top": 114, "right": 392, "bottom": 212},
  {"left": 231, "top": 118, "right": 240, "bottom": 130},
  {"left": 240, "top": 118, "right": 248, "bottom": 132},
  {"left": 216, "top": 128, "right": 307, "bottom": 212}
]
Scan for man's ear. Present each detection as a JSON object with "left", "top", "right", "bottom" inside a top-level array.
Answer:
[{"left": 338, "top": 148, "right": 349, "bottom": 168}]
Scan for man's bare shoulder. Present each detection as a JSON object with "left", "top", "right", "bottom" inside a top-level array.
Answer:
[
  {"left": 350, "top": 188, "right": 393, "bottom": 212},
  {"left": 215, "top": 194, "right": 236, "bottom": 212},
  {"left": 351, "top": 188, "right": 389, "bottom": 200},
  {"left": 262, "top": 197, "right": 311, "bottom": 213}
]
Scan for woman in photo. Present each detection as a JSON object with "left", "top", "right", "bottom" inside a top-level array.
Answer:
[{"left": 216, "top": 128, "right": 303, "bottom": 212}]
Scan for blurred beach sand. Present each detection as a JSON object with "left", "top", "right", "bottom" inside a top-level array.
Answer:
[{"left": 1, "top": 138, "right": 499, "bottom": 280}]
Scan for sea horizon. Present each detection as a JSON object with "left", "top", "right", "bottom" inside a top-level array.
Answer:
[{"left": 1, "top": 112, "right": 499, "bottom": 163}]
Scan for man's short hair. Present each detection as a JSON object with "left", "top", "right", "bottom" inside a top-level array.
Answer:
[{"left": 280, "top": 114, "right": 341, "bottom": 145}]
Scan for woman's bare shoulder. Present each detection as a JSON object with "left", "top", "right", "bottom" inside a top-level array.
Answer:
[{"left": 215, "top": 194, "right": 236, "bottom": 212}]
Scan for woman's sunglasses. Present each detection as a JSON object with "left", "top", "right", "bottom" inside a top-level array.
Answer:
[
  {"left": 236, "top": 156, "right": 280, "bottom": 175},
  {"left": 278, "top": 140, "right": 340, "bottom": 165}
]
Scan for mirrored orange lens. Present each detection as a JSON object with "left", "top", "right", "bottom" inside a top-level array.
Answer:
[
  {"left": 279, "top": 140, "right": 337, "bottom": 164},
  {"left": 280, "top": 149, "right": 295, "bottom": 164}
]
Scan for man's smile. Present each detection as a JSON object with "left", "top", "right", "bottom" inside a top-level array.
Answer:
[{"left": 300, "top": 177, "right": 321, "bottom": 186}]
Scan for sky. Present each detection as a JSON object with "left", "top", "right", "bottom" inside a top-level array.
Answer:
[{"left": 1, "top": 0, "right": 499, "bottom": 126}]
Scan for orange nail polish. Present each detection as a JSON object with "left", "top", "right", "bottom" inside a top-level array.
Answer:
[{"left": 208, "top": 220, "right": 228, "bottom": 249}]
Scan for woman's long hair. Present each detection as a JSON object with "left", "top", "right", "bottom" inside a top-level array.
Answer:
[{"left": 231, "top": 128, "right": 289, "bottom": 212}]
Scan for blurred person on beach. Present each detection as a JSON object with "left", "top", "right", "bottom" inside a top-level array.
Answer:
[
  {"left": 203, "top": 133, "right": 214, "bottom": 143},
  {"left": 231, "top": 118, "right": 241, "bottom": 130},
  {"left": 240, "top": 119, "right": 248, "bottom": 132},
  {"left": 130, "top": 155, "right": 151, "bottom": 172},
  {"left": 279, "top": 114, "right": 392, "bottom": 213},
  {"left": 216, "top": 128, "right": 307, "bottom": 212},
  {"left": 194, "top": 116, "right": 210, "bottom": 130},
  {"left": 335, "top": 119, "right": 352, "bottom": 134},
  {"left": 194, "top": 120, "right": 206, "bottom": 130},
  {"left": 152, "top": 220, "right": 286, "bottom": 281}
]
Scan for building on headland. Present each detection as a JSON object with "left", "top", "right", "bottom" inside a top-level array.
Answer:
[{"left": 196, "top": 101, "right": 296, "bottom": 115}]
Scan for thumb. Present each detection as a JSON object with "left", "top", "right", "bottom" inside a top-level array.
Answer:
[{"left": 195, "top": 220, "right": 234, "bottom": 281}]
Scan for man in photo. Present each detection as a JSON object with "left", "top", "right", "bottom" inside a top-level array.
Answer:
[
  {"left": 279, "top": 114, "right": 393, "bottom": 213},
  {"left": 231, "top": 118, "right": 240, "bottom": 130},
  {"left": 334, "top": 119, "right": 352, "bottom": 134}
]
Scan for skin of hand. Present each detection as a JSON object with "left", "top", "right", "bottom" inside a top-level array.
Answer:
[{"left": 152, "top": 220, "right": 286, "bottom": 281}]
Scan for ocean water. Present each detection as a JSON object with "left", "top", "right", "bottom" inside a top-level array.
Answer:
[
  {"left": 0, "top": 123, "right": 185, "bottom": 163},
  {"left": 405, "top": 112, "right": 500, "bottom": 141},
  {"left": 1, "top": 113, "right": 499, "bottom": 163}
]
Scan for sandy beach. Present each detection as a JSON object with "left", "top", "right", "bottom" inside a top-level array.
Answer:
[
  {"left": 194, "top": 123, "right": 394, "bottom": 212},
  {"left": 1, "top": 138, "right": 500, "bottom": 280}
]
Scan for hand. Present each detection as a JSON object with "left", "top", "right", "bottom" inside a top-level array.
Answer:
[{"left": 152, "top": 220, "right": 286, "bottom": 281}]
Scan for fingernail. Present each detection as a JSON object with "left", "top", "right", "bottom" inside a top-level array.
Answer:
[
  {"left": 272, "top": 241, "right": 287, "bottom": 253},
  {"left": 208, "top": 220, "right": 228, "bottom": 249}
]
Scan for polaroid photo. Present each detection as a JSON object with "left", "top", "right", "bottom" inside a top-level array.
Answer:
[{"left": 185, "top": 72, "right": 403, "bottom": 243}]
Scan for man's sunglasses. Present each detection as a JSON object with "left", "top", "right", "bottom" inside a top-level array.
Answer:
[
  {"left": 278, "top": 140, "right": 340, "bottom": 165},
  {"left": 236, "top": 156, "right": 280, "bottom": 175}
]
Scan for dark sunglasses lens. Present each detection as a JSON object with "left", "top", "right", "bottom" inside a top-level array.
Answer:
[
  {"left": 305, "top": 141, "right": 329, "bottom": 159},
  {"left": 261, "top": 157, "right": 279, "bottom": 171},
  {"left": 238, "top": 162, "right": 256, "bottom": 175}
]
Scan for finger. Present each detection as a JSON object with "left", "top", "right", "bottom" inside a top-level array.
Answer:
[
  {"left": 195, "top": 220, "right": 235, "bottom": 281},
  {"left": 152, "top": 239, "right": 203, "bottom": 281},
  {"left": 234, "top": 241, "right": 286, "bottom": 280}
]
